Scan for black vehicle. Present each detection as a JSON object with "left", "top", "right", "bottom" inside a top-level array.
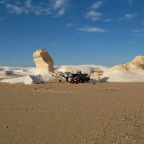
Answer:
[{"left": 69, "top": 73, "right": 90, "bottom": 83}]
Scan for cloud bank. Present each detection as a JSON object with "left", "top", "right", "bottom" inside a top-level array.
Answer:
[
  {"left": 78, "top": 26, "right": 105, "bottom": 33},
  {"left": 85, "top": 1, "right": 104, "bottom": 21},
  {"left": 119, "top": 13, "right": 136, "bottom": 21},
  {"left": 1, "top": 0, "right": 68, "bottom": 16}
]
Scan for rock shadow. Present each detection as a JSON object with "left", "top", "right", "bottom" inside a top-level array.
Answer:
[{"left": 100, "top": 77, "right": 109, "bottom": 82}]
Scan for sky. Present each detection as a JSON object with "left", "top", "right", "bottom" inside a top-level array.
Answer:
[{"left": 0, "top": 0, "right": 143, "bottom": 67}]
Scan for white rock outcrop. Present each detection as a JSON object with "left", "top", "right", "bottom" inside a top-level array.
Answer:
[
  {"left": 128, "top": 55, "right": 144, "bottom": 70},
  {"left": 0, "top": 71, "right": 7, "bottom": 78},
  {"left": 24, "top": 75, "right": 43, "bottom": 85},
  {"left": 90, "top": 72, "right": 100, "bottom": 81},
  {"left": 33, "top": 49, "right": 54, "bottom": 75},
  {"left": 110, "top": 55, "right": 144, "bottom": 73}
]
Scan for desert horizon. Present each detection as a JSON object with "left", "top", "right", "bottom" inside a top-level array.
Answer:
[
  {"left": 0, "top": 0, "right": 143, "bottom": 143},
  {"left": 0, "top": 51, "right": 144, "bottom": 143}
]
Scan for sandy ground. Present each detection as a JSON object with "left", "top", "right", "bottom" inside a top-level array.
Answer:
[{"left": 0, "top": 82, "right": 143, "bottom": 144}]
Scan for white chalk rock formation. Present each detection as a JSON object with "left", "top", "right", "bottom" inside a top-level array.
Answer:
[
  {"left": 110, "top": 55, "right": 144, "bottom": 74},
  {"left": 56, "top": 66, "right": 80, "bottom": 74},
  {"left": 128, "top": 55, "right": 144, "bottom": 70},
  {"left": 90, "top": 72, "right": 100, "bottom": 81},
  {"left": 33, "top": 49, "right": 54, "bottom": 75},
  {"left": 24, "top": 75, "right": 43, "bottom": 85}
]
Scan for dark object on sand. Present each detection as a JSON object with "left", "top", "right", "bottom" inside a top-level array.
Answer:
[
  {"left": 69, "top": 72, "right": 90, "bottom": 83},
  {"left": 61, "top": 71, "right": 90, "bottom": 84}
]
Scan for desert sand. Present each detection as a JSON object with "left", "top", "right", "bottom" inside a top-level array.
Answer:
[{"left": 0, "top": 82, "right": 144, "bottom": 144}]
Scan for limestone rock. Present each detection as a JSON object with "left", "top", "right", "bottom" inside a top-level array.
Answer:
[
  {"left": 24, "top": 75, "right": 44, "bottom": 85},
  {"left": 56, "top": 66, "right": 80, "bottom": 74},
  {"left": 90, "top": 72, "right": 100, "bottom": 81},
  {"left": 0, "top": 71, "right": 7, "bottom": 78},
  {"left": 128, "top": 55, "right": 144, "bottom": 70},
  {"left": 110, "top": 55, "right": 144, "bottom": 72},
  {"left": 33, "top": 49, "right": 54, "bottom": 75},
  {"left": 90, "top": 68, "right": 104, "bottom": 82}
]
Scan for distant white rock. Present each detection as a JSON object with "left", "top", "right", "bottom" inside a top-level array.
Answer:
[
  {"left": 55, "top": 66, "right": 80, "bottom": 74},
  {"left": 0, "top": 71, "right": 7, "bottom": 78},
  {"left": 55, "top": 65, "right": 109, "bottom": 74},
  {"left": 101, "top": 70, "right": 144, "bottom": 82},
  {"left": 33, "top": 49, "right": 54, "bottom": 76},
  {"left": 0, "top": 66, "right": 9, "bottom": 71},
  {"left": 1, "top": 76, "right": 25, "bottom": 84},
  {"left": 24, "top": 75, "right": 44, "bottom": 85},
  {"left": 99, "top": 55, "right": 144, "bottom": 82},
  {"left": 71, "top": 65, "right": 108, "bottom": 74},
  {"left": 90, "top": 72, "right": 100, "bottom": 81},
  {"left": 110, "top": 55, "right": 144, "bottom": 74},
  {"left": 1, "top": 55, "right": 144, "bottom": 83}
]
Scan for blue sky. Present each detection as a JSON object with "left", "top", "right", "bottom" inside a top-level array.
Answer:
[{"left": 0, "top": 0, "right": 143, "bottom": 67}]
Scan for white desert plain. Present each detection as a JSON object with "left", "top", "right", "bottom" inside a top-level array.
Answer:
[{"left": 0, "top": 49, "right": 144, "bottom": 144}]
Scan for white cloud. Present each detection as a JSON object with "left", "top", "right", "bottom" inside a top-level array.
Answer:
[
  {"left": 90, "top": 1, "right": 104, "bottom": 10},
  {"left": 25, "top": 0, "right": 32, "bottom": 9},
  {"left": 53, "top": 0, "right": 66, "bottom": 10},
  {"left": 132, "top": 29, "right": 144, "bottom": 33},
  {"left": 67, "top": 23, "right": 75, "bottom": 27},
  {"left": 119, "top": 13, "right": 137, "bottom": 20},
  {"left": 85, "top": 1, "right": 104, "bottom": 21},
  {"left": 78, "top": 26, "right": 105, "bottom": 33},
  {"left": 85, "top": 10, "right": 103, "bottom": 21},
  {"left": 104, "top": 19, "right": 112, "bottom": 22},
  {"left": 6, "top": 3, "right": 24, "bottom": 15},
  {"left": 125, "top": 13, "right": 136, "bottom": 19},
  {"left": 3, "top": 0, "right": 68, "bottom": 16},
  {"left": 5, "top": 1, "right": 52, "bottom": 15},
  {"left": 51, "top": 0, "right": 68, "bottom": 16},
  {"left": 128, "top": 0, "right": 133, "bottom": 5},
  {"left": 0, "top": 0, "right": 7, "bottom": 4},
  {"left": 58, "top": 8, "right": 65, "bottom": 16}
]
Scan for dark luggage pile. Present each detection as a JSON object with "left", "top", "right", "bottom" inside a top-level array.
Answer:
[
  {"left": 69, "top": 73, "right": 90, "bottom": 84},
  {"left": 61, "top": 71, "right": 90, "bottom": 84},
  {"left": 68, "top": 71, "right": 90, "bottom": 84}
]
